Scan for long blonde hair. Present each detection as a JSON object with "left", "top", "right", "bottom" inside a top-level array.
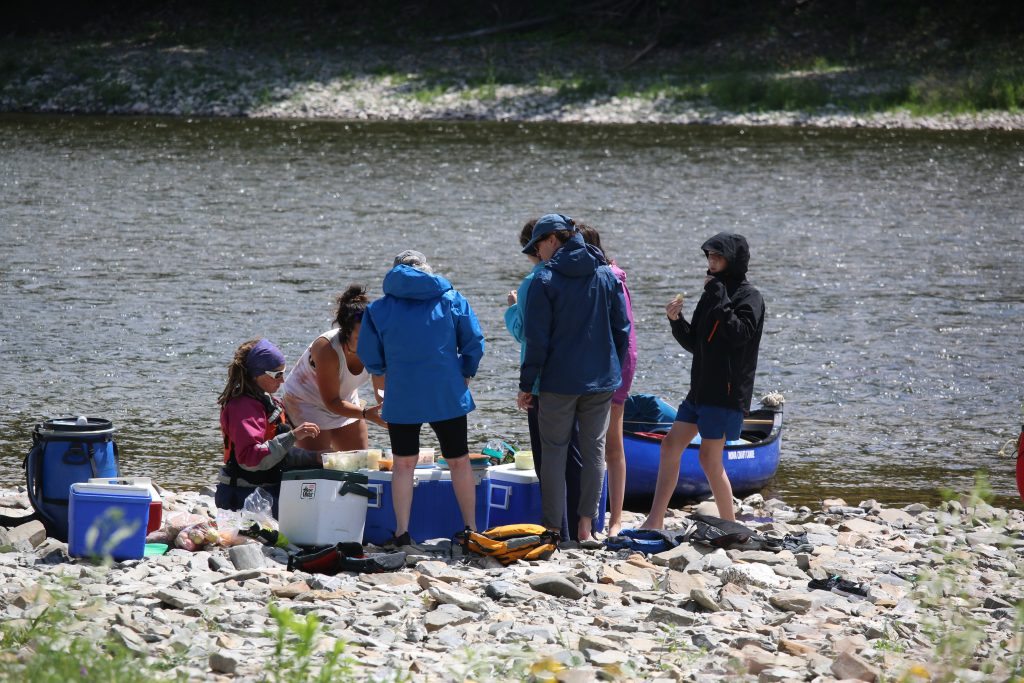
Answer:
[{"left": 217, "top": 339, "right": 265, "bottom": 407}]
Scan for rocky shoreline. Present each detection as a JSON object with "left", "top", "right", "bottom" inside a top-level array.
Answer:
[
  {"left": 1, "top": 484, "right": 1021, "bottom": 682},
  {"left": 2, "top": 43, "right": 1023, "bottom": 131}
]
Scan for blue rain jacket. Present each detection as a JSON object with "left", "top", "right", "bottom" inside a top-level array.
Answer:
[
  {"left": 504, "top": 261, "right": 546, "bottom": 395},
  {"left": 519, "top": 234, "right": 631, "bottom": 395},
  {"left": 358, "top": 265, "right": 485, "bottom": 424}
]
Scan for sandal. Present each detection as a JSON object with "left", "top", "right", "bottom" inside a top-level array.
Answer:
[
  {"left": 807, "top": 575, "right": 869, "bottom": 600},
  {"left": 383, "top": 531, "right": 413, "bottom": 548}
]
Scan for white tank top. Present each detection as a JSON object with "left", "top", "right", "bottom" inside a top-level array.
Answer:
[{"left": 282, "top": 329, "right": 369, "bottom": 412}]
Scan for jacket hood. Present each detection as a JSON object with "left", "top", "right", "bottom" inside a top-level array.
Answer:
[
  {"left": 547, "top": 234, "right": 599, "bottom": 278},
  {"left": 382, "top": 265, "right": 453, "bottom": 300},
  {"left": 701, "top": 232, "right": 750, "bottom": 279}
]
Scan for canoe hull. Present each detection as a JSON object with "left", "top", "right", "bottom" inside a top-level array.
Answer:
[{"left": 623, "top": 409, "right": 782, "bottom": 500}]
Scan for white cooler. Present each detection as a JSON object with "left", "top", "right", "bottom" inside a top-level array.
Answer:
[{"left": 278, "top": 469, "right": 371, "bottom": 546}]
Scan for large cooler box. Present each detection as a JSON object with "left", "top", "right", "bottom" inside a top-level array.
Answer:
[
  {"left": 278, "top": 469, "right": 372, "bottom": 546},
  {"left": 89, "top": 477, "right": 162, "bottom": 534},
  {"left": 488, "top": 465, "right": 609, "bottom": 533},
  {"left": 68, "top": 482, "right": 150, "bottom": 561},
  {"left": 487, "top": 464, "right": 543, "bottom": 526},
  {"left": 363, "top": 468, "right": 490, "bottom": 545}
]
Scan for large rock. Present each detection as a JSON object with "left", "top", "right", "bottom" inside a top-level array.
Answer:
[
  {"left": 831, "top": 651, "right": 880, "bottom": 681},
  {"left": 528, "top": 573, "right": 585, "bottom": 600},
  {"left": 719, "top": 563, "right": 784, "bottom": 589},
  {"left": 227, "top": 543, "right": 266, "bottom": 570},
  {"left": 0, "top": 520, "right": 46, "bottom": 548}
]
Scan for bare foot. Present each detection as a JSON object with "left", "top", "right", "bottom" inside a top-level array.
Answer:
[
  {"left": 607, "top": 523, "right": 622, "bottom": 537},
  {"left": 577, "top": 517, "right": 593, "bottom": 542},
  {"left": 639, "top": 516, "right": 663, "bottom": 530}
]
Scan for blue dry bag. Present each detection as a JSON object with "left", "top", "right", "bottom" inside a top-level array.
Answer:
[{"left": 25, "top": 417, "right": 120, "bottom": 542}]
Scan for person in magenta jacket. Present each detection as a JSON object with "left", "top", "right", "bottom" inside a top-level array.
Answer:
[
  {"left": 216, "top": 338, "right": 321, "bottom": 516},
  {"left": 578, "top": 223, "right": 637, "bottom": 537}
]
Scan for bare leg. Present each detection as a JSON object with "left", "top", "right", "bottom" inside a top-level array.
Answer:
[
  {"left": 328, "top": 419, "right": 369, "bottom": 451},
  {"left": 391, "top": 456, "right": 417, "bottom": 536},
  {"left": 605, "top": 402, "right": 626, "bottom": 536},
  {"left": 446, "top": 456, "right": 478, "bottom": 531},
  {"left": 640, "top": 421, "right": 699, "bottom": 529},
  {"left": 578, "top": 514, "right": 593, "bottom": 541},
  {"left": 697, "top": 437, "right": 735, "bottom": 521}
]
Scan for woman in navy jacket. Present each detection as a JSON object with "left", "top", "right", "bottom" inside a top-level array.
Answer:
[{"left": 357, "top": 250, "right": 485, "bottom": 546}]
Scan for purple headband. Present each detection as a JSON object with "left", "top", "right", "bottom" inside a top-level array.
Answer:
[{"left": 246, "top": 339, "right": 286, "bottom": 377}]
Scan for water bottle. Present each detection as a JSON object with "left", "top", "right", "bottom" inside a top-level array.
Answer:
[{"left": 76, "top": 415, "right": 88, "bottom": 425}]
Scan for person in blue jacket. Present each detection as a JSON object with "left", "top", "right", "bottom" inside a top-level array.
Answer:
[
  {"left": 357, "top": 250, "right": 486, "bottom": 546},
  {"left": 517, "top": 214, "right": 631, "bottom": 541},
  {"left": 505, "top": 218, "right": 584, "bottom": 541}
]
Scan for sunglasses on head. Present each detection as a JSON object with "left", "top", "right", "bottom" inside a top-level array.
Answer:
[{"left": 264, "top": 369, "right": 286, "bottom": 380}]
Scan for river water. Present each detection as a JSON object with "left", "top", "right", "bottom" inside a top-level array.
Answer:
[{"left": 2, "top": 114, "right": 1022, "bottom": 509}]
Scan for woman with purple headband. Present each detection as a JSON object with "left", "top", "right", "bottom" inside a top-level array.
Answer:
[{"left": 215, "top": 338, "right": 322, "bottom": 516}]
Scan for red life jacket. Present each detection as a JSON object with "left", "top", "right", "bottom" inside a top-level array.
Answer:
[
  {"left": 1016, "top": 425, "right": 1023, "bottom": 502},
  {"left": 222, "top": 393, "right": 289, "bottom": 486}
]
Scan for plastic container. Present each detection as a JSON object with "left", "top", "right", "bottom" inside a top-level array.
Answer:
[
  {"left": 486, "top": 463, "right": 543, "bottom": 526},
  {"left": 362, "top": 468, "right": 489, "bottom": 545},
  {"left": 513, "top": 450, "right": 534, "bottom": 470},
  {"left": 68, "top": 482, "right": 150, "bottom": 561},
  {"left": 322, "top": 450, "right": 371, "bottom": 471},
  {"left": 89, "top": 477, "right": 162, "bottom": 534},
  {"left": 278, "top": 469, "right": 372, "bottom": 546}
]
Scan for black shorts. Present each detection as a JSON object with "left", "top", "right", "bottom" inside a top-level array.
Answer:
[{"left": 388, "top": 414, "right": 469, "bottom": 459}]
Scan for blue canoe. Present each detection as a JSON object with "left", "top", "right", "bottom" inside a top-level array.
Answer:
[{"left": 623, "top": 407, "right": 783, "bottom": 500}]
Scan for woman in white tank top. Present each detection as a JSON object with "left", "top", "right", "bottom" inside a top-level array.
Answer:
[{"left": 282, "top": 285, "right": 386, "bottom": 451}]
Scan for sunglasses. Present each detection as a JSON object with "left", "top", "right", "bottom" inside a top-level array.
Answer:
[{"left": 264, "top": 369, "right": 286, "bottom": 380}]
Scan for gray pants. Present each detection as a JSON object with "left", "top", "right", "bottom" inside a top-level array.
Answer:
[{"left": 537, "top": 391, "right": 612, "bottom": 531}]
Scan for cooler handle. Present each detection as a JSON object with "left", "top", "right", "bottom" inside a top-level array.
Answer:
[
  {"left": 366, "top": 483, "right": 383, "bottom": 509},
  {"left": 338, "top": 481, "right": 372, "bottom": 499},
  {"left": 490, "top": 484, "right": 512, "bottom": 511}
]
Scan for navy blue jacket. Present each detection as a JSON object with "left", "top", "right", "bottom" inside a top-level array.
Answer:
[
  {"left": 519, "top": 234, "right": 631, "bottom": 395},
  {"left": 670, "top": 233, "right": 765, "bottom": 413},
  {"left": 357, "top": 265, "right": 485, "bottom": 424}
]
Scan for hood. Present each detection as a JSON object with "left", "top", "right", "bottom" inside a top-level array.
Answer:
[
  {"left": 382, "top": 265, "right": 453, "bottom": 300},
  {"left": 547, "top": 234, "right": 599, "bottom": 278},
  {"left": 701, "top": 232, "right": 750, "bottom": 280}
]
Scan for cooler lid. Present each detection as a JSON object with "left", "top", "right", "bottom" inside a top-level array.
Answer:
[
  {"left": 486, "top": 464, "right": 539, "bottom": 484},
  {"left": 70, "top": 482, "right": 151, "bottom": 499},
  {"left": 282, "top": 469, "right": 369, "bottom": 484}
]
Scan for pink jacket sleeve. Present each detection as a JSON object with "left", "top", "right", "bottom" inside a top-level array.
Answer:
[{"left": 221, "top": 397, "right": 290, "bottom": 471}]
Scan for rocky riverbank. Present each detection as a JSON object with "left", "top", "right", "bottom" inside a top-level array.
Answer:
[
  {"left": 2, "top": 41, "right": 1023, "bottom": 131},
  {"left": 1, "top": 484, "right": 1021, "bottom": 682}
]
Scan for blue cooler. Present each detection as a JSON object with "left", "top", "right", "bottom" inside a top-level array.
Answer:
[
  {"left": 363, "top": 468, "right": 489, "bottom": 544},
  {"left": 487, "top": 464, "right": 543, "bottom": 526},
  {"left": 488, "top": 465, "right": 608, "bottom": 533},
  {"left": 68, "top": 482, "right": 150, "bottom": 561}
]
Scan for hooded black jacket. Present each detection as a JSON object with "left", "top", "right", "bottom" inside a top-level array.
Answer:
[{"left": 669, "top": 232, "right": 765, "bottom": 414}]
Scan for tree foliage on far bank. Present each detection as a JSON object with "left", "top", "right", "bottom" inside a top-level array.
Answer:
[{"left": 8, "top": 0, "right": 1023, "bottom": 66}]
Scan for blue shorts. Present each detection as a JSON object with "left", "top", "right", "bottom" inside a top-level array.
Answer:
[{"left": 676, "top": 399, "right": 744, "bottom": 441}]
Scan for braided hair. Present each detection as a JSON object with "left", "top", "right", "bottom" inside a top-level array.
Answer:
[
  {"left": 333, "top": 284, "right": 370, "bottom": 347},
  {"left": 217, "top": 339, "right": 265, "bottom": 407}
]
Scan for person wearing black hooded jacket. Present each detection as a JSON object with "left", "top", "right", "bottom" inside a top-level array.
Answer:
[{"left": 641, "top": 232, "right": 765, "bottom": 525}]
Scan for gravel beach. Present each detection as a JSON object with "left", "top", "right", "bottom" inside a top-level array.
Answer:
[
  {"left": 3, "top": 43, "right": 1022, "bottom": 131},
  {"left": 1, "top": 484, "right": 1021, "bottom": 681}
]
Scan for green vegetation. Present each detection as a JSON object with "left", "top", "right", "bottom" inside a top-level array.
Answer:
[
  {"left": 264, "top": 603, "right": 355, "bottom": 683},
  {"left": 0, "top": 592, "right": 176, "bottom": 683}
]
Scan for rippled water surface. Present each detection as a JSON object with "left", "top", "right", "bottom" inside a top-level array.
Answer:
[{"left": 2, "top": 115, "right": 1022, "bottom": 509}]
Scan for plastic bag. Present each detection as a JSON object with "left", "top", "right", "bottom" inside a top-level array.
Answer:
[
  {"left": 481, "top": 439, "right": 517, "bottom": 465},
  {"left": 240, "top": 487, "right": 278, "bottom": 532},
  {"left": 163, "top": 511, "right": 208, "bottom": 539},
  {"left": 215, "top": 508, "right": 248, "bottom": 547},
  {"left": 174, "top": 522, "right": 219, "bottom": 551}
]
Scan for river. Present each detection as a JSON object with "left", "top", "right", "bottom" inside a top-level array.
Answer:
[{"left": 1, "top": 114, "right": 1022, "bottom": 509}]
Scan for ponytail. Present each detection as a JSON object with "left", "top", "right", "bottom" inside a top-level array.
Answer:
[{"left": 333, "top": 284, "right": 370, "bottom": 347}]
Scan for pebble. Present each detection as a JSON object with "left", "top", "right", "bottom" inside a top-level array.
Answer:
[{"left": 0, "top": 488, "right": 1021, "bottom": 681}]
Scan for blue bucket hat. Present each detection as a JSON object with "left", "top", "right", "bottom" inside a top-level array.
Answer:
[{"left": 521, "top": 213, "right": 574, "bottom": 254}]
